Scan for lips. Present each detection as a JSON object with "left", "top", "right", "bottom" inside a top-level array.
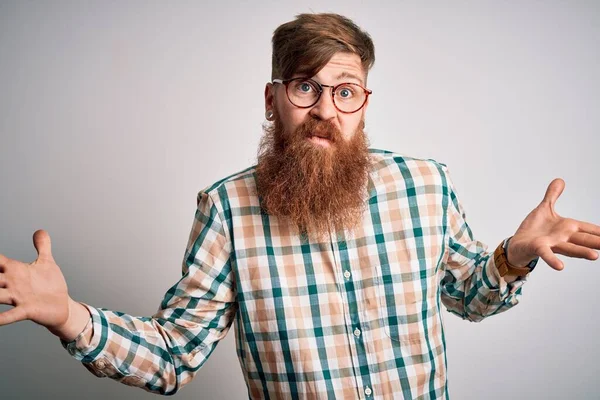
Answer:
[{"left": 309, "top": 132, "right": 331, "bottom": 140}]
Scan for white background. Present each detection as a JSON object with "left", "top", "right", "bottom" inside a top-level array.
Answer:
[{"left": 0, "top": 1, "right": 598, "bottom": 399}]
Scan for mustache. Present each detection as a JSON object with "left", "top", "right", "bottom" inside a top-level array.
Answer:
[{"left": 295, "top": 117, "right": 341, "bottom": 142}]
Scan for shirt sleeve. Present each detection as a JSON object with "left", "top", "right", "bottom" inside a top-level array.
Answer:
[
  {"left": 60, "top": 190, "right": 237, "bottom": 395},
  {"left": 439, "top": 165, "right": 533, "bottom": 322}
]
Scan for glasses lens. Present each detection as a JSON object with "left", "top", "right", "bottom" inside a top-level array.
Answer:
[
  {"left": 333, "top": 83, "right": 366, "bottom": 113},
  {"left": 287, "top": 79, "right": 320, "bottom": 107}
]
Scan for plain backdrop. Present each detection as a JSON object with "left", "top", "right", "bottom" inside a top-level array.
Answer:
[{"left": 1, "top": 1, "right": 599, "bottom": 399}]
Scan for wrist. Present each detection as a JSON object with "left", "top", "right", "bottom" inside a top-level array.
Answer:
[
  {"left": 506, "top": 236, "right": 537, "bottom": 267},
  {"left": 48, "top": 298, "right": 91, "bottom": 341}
]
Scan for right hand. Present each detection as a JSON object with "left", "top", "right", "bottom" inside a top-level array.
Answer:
[{"left": 0, "top": 229, "right": 70, "bottom": 332}]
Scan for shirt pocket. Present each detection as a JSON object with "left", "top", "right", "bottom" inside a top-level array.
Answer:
[{"left": 374, "top": 261, "right": 438, "bottom": 345}]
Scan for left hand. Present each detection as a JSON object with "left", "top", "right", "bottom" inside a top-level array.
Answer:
[{"left": 507, "top": 178, "right": 600, "bottom": 271}]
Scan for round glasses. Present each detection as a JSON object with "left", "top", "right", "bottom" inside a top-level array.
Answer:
[{"left": 272, "top": 77, "right": 372, "bottom": 114}]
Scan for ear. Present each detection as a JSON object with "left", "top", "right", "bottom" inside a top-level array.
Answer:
[{"left": 264, "top": 82, "right": 275, "bottom": 112}]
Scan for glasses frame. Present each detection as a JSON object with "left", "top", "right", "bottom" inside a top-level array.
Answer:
[{"left": 272, "top": 77, "right": 373, "bottom": 114}]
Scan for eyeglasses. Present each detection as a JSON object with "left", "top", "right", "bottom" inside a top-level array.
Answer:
[{"left": 272, "top": 77, "right": 372, "bottom": 114}]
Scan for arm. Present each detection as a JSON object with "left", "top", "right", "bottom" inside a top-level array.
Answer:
[
  {"left": 0, "top": 193, "right": 234, "bottom": 394},
  {"left": 58, "top": 190, "right": 237, "bottom": 395},
  {"left": 439, "top": 165, "right": 535, "bottom": 322}
]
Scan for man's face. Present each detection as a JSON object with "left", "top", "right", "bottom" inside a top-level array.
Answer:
[
  {"left": 256, "top": 51, "right": 372, "bottom": 239},
  {"left": 265, "top": 52, "right": 369, "bottom": 146}
]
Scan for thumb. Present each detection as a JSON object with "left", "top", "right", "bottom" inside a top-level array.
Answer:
[
  {"left": 541, "top": 178, "right": 565, "bottom": 210},
  {"left": 33, "top": 229, "right": 54, "bottom": 262}
]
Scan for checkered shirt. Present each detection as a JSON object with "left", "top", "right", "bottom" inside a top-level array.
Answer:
[{"left": 62, "top": 149, "right": 531, "bottom": 399}]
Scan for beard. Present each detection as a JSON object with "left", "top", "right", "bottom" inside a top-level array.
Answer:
[{"left": 255, "top": 110, "right": 372, "bottom": 241}]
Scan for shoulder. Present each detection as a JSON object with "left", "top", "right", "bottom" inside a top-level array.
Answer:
[
  {"left": 195, "top": 165, "right": 259, "bottom": 210},
  {"left": 368, "top": 148, "right": 450, "bottom": 183}
]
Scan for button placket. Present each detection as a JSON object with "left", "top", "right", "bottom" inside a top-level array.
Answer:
[{"left": 331, "top": 232, "right": 375, "bottom": 398}]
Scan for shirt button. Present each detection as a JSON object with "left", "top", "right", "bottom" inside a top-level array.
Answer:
[
  {"left": 353, "top": 328, "right": 361, "bottom": 338},
  {"left": 343, "top": 270, "right": 351, "bottom": 279},
  {"left": 365, "top": 386, "right": 372, "bottom": 396},
  {"left": 94, "top": 359, "right": 107, "bottom": 370}
]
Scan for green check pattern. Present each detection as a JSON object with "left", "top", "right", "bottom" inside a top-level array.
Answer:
[{"left": 62, "top": 149, "right": 532, "bottom": 399}]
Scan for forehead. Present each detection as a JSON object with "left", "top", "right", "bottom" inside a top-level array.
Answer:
[{"left": 297, "top": 52, "right": 366, "bottom": 85}]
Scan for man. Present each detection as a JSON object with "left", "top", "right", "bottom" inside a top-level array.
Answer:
[{"left": 0, "top": 12, "right": 598, "bottom": 399}]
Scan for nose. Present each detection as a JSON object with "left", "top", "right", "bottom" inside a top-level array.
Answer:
[{"left": 309, "top": 87, "right": 337, "bottom": 121}]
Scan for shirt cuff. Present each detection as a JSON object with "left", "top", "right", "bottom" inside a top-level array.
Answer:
[{"left": 60, "top": 303, "right": 104, "bottom": 362}]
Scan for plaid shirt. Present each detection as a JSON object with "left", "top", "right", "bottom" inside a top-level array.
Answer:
[{"left": 62, "top": 149, "right": 532, "bottom": 399}]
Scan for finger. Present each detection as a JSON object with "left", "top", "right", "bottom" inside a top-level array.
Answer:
[
  {"left": 0, "top": 288, "right": 12, "bottom": 304},
  {"left": 570, "top": 232, "right": 600, "bottom": 250},
  {"left": 553, "top": 242, "right": 599, "bottom": 261},
  {"left": 33, "top": 229, "right": 54, "bottom": 262},
  {"left": 577, "top": 220, "right": 600, "bottom": 237},
  {"left": 541, "top": 178, "right": 565, "bottom": 210},
  {"left": 0, "top": 253, "right": 7, "bottom": 270},
  {"left": 0, "top": 307, "right": 27, "bottom": 326},
  {"left": 538, "top": 246, "right": 564, "bottom": 271}
]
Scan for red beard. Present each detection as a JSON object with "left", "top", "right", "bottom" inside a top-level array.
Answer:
[{"left": 256, "top": 111, "right": 372, "bottom": 240}]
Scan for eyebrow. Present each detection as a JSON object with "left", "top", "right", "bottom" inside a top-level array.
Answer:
[{"left": 334, "top": 72, "right": 364, "bottom": 85}]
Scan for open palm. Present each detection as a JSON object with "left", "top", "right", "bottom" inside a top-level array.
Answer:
[
  {"left": 509, "top": 178, "right": 600, "bottom": 271},
  {"left": 0, "top": 230, "right": 70, "bottom": 329}
]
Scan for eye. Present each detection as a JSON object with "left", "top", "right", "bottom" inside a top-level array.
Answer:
[
  {"left": 337, "top": 85, "right": 356, "bottom": 99},
  {"left": 293, "top": 80, "right": 318, "bottom": 95},
  {"left": 299, "top": 82, "right": 313, "bottom": 93},
  {"left": 291, "top": 79, "right": 319, "bottom": 96}
]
